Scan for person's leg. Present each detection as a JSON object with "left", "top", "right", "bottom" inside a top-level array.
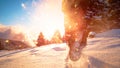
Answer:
[
  {"left": 65, "top": 32, "right": 74, "bottom": 62},
  {"left": 62, "top": 0, "right": 90, "bottom": 61}
]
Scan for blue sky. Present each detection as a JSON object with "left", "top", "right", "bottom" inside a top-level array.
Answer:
[
  {"left": 0, "top": 0, "right": 34, "bottom": 25},
  {"left": 0, "top": 0, "right": 64, "bottom": 39}
]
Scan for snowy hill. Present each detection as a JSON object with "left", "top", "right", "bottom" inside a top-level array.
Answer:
[
  {"left": 0, "top": 38, "right": 29, "bottom": 50},
  {"left": 96, "top": 29, "right": 120, "bottom": 37},
  {"left": 0, "top": 29, "right": 120, "bottom": 68}
]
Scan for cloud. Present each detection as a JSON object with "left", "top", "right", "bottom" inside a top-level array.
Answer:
[
  {"left": 0, "top": 24, "right": 35, "bottom": 47},
  {"left": 21, "top": 3, "right": 26, "bottom": 9}
]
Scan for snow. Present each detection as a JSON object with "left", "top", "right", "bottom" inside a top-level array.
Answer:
[
  {"left": 0, "top": 29, "right": 120, "bottom": 68},
  {"left": 96, "top": 29, "right": 120, "bottom": 37}
]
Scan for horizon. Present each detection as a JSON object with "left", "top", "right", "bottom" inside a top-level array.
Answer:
[{"left": 0, "top": 0, "right": 65, "bottom": 40}]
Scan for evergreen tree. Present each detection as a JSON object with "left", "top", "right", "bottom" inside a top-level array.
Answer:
[
  {"left": 51, "top": 30, "right": 62, "bottom": 43},
  {"left": 37, "top": 32, "right": 45, "bottom": 46}
]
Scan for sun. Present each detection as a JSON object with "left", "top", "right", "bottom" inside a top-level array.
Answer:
[
  {"left": 28, "top": 14, "right": 65, "bottom": 40},
  {"left": 28, "top": 9, "right": 64, "bottom": 40},
  {"left": 24, "top": 0, "right": 64, "bottom": 41},
  {"left": 38, "top": 12, "right": 65, "bottom": 40}
]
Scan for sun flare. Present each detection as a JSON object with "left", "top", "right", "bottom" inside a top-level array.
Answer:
[{"left": 27, "top": 0, "right": 64, "bottom": 40}]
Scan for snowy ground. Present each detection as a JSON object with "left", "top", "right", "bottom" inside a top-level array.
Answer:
[{"left": 0, "top": 29, "right": 120, "bottom": 68}]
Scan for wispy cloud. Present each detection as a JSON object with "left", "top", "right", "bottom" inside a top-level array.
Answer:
[{"left": 21, "top": 3, "right": 26, "bottom": 9}]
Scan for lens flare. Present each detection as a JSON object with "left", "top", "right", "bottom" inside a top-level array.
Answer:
[{"left": 27, "top": 0, "right": 65, "bottom": 40}]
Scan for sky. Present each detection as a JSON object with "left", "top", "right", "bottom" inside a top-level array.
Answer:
[
  {"left": 0, "top": 0, "right": 31, "bottom": 25},
  {"left": 0, "top": 0, "right": 64, "bottom": 40}
]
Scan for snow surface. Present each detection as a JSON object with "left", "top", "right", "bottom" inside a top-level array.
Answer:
[
  {"left": 96, "top": 29, "right": 120, "bottom": 37},
  {"left": 0, "top": 29, "right": 120, "bottom": 68}
]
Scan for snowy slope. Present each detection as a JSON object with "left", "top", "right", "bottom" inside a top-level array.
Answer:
[
  {"left": 96, "top": 29, "right": 120, "bottom": 37},
  {"left": 0, "top": 29, "right": 120, "bottom": 68}
]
